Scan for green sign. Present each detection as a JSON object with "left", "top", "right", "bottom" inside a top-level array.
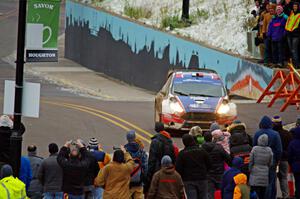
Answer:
[{"left": 26, "top": 0, "right": 61, "bottom": 62}]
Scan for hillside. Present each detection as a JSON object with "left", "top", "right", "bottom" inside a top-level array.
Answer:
[{"left": 79, "top": 0, "right": 255, "bottom": 56}]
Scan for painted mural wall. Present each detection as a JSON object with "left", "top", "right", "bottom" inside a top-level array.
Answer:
[{"left": 65, "top": 0, "right": 273, "bottom": 99}]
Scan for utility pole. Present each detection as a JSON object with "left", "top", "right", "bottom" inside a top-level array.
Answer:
[{"left": 10, "top": 0, "right": 27, "bottom": 177}]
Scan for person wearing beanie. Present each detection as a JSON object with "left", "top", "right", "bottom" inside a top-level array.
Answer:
[
  {"left": 267, "top": 5, "right": 288, "bottom": 68},
  {"left": 124, "top": 130, "right": 148, "bottom": 199},
  {"left": 95, "top": 146, "right": 135, "bottom": 199},
  {"left": 0, "top": 164, "right": 28, "bottom": 198},
  {"left": 212, "top": 129, "right": 231, "bottom": 154},
  {"left": 210, "top": 122, "right": 220, "bottom": 133},
  {"left": 145, "top": 125, "right": 177, "bottom": 194},
  {"left": 286, "top": 2, "right": 300, "bottom": 68},
  {"left": 253, "top": 116, "right": 282, "bottom": 199},
  {"left": 221, "top": 157, "right": 243, "bottom": 199},
  {"left": 202, "top": 132, "right": 231, "bottom": 199},
  {"left": 57, "top": 139, "right": 90, "bottom": 198},
  {"left": 272, "top": 115, "right": 292, "bottom": 199},
  {"left": 228, "top": 120, "right": 252, "bottom": 146},
  {"left": 176, "top": 134, "right": 211, "bottom": 199},
  {"left": 148, "top": 155, "right": 184, "bottom": 199},
  {"left": 189, "top": 126, "right": 205, "bottom": 146},
  {"left": 26, "top": 145, "right": 43, "bottom": 198},
  {"left": 38, "top": 143, "right": 63, "bottom": 198}
]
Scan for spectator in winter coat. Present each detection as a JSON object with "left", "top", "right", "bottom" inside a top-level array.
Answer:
[
  {"left": 0, "top": 164, "right": 28, "bottom": 199},
  {"left": 176, "top": 134, "right": 211, "bottom": 199},
  {"left": 124, "top": 130, "right": 148, "bottom": 199},
  {"left": 268, "top": 5, "right": 288, "bottom": 67},
  {"left": 272, "top": 116, "right": 293, "bottom": 199},
  {"left": 148, "top": 155, "right": 184, "bottom": 199},
  {"left": 233, "top": 173, "right": 250, "bottom": 199},
  {"left": 19, "top": 156, "right": 32, "bottom": 192},
  {"left": 27, "top": 145, "right": 43, "bottom": 199},
  {"left": 212, "top": 129, "right": 231, "bottom": 154},
  {"left": 262, "top": 4, "right": 276, "bottom": 64},
  {"left": 221, "top": 157, "right": 243, "bottom": 199},
  {"left": 87, "top": 137, "right": 111, "bottom": 198},
  {"left": 253, "top": 116, "right": 282, "bottom": 199},
  {"left": 0, "top": 115, "right": 13, "bottom": 169},
  {"left": 285, "top": 2, "right": 300, "bottom": 68},
  {"left": 189, "top": 126, "right": 205, "bottom": 146},
  {"left": 249, "top": 134, "right": 273, "bottom": 199},
  {"left": 38, "top": 143, "right": 63, "bottom": 199},
  {"left": 94, "top": 146, "right": 135, "bottom": 199},
  {"left": 202, "top": 132, "right": 231, "bottom": 199},
  {"left": 228, "top": 121, "right": 252, "bottom": 177},
  {"left": 78, "top": 139, "right": 100, "bottom": 199},
  {"left": 288, "top": 126, "right": 300, "bottom": 198},
  {"left": 57, "top": 139, "right": 90, "bottom": 199},
  {"left": 145, "top": 122, "right": 176, "bottom": 193}
]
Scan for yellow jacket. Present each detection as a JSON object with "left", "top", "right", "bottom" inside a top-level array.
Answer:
[
  {"left": 94, "top": 152, "right": 135, "bottom": 199},
  {"left": 0, "top": 176, "right": 28, "bottom": 199},
  {"left": 233, "top": 174, "right": 250, "bottom": 199}
]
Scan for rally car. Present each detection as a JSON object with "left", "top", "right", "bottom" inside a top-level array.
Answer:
[{"left": 155, "top": 69, "right": 237, "bottom": 132}]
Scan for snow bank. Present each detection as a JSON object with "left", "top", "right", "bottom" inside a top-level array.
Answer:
[{"left": 80, "top": 0, "right": 254, "bottom": 56}]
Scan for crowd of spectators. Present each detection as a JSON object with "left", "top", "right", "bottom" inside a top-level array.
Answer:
[
  {"left": 0, "top": 114, "right": 300, "bottom": 198},
  {"left": 251, "top": 0, "right": 300, "bottom": 68}
]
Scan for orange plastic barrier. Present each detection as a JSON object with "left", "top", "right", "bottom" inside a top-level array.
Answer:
[{"left": 257, "top": 64, "right": 300, "bottom": 112}]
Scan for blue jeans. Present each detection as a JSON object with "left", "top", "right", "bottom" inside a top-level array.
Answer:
[
  {"left": 265, "top": 166, "right": 277, "bottom": 199},
  {"left": 287, "top": 36, "right": 300, "bottom": 67},
  {"left": 44, "top": 192, "right": 64, "bottom": 199},
  {"left": 68, "top": 194, "right": 84, "bottom": 199},
  {"left": 93, "top": 187, "right": 103, "bottom": 199}
]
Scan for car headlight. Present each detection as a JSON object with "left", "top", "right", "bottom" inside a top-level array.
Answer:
[
  {"left": 170, "top": 101, "right": 184, "bottom": 114},
  {"left": 217, "top": 102, "right": 237, "bottom": 116}
]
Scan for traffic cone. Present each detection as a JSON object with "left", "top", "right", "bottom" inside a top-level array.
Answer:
[{"left": 288, "top": 166, "right": 295, "bottom": 198}]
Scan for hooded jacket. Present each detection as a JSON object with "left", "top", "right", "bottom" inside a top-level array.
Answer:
[
  {"left": 253, "top": 116, "right": 282, "bottom": 164},
  {"left": 176, "top": 135, "right": 211, "bottom": 181},
  {"left": 221, "top": 157, "right": 243, "bottom": 199},
  {"left": 124, "top": 142, "right": 148, "bottom": 186},
  {"left": 228, "top": 122, "right": 252, "bottom": 147},
  {"left": 249, "top": 134, "right": 273, "bottom": 187},
  {"left": 288, "top": 126, "right": 300, "bottom": 173},
  {"left": 148, "top": 166, "right": 184, "bottom": 199},
  {"left": 233, "top": 174, "right": 250, "bottom": 199},
  {"left": 212, "top": 130, "right": 231, "bottom": 154},
  {"left": 267, "top": 13, "right": 287, "bottom": 41},
  {"left": 202, "top": 141, "right": 231, "bottom": 183},
  {"left": 0, "top": 176, "right": 28, "bottom": 199},
  {"left": 94, "top": 152, "right": 135, "bottom": 199}
]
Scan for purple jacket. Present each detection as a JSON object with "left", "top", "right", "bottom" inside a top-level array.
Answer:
[
  {"left": 288, "top": 126, "right": 300, "bottom": 174},
  {"left": 267, "top": 14, "right": 288, "bottom": 41}
]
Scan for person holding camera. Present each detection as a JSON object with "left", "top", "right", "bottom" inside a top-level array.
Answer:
[
  {"left": 57, "top": 139, "right": 90, "bottom": 199},
  {"left": 94, "top": 145, "right": 135, "bottom": 199}
]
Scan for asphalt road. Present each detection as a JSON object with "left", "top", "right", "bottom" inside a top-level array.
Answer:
[{"left": 0, "top": 1, "right": 299, "bottom": 158}]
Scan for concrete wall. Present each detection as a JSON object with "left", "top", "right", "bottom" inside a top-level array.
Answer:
[{"left": 65, "top": 0, "right": 273, "bottom": 99}]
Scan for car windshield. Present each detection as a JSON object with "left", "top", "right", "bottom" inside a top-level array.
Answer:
[{"left": 172, "top": 81, "right": 225, "bottom": 97}]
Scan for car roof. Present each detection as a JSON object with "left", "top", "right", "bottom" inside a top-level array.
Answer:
[{"left": 168, "top": 68, "right": 217, "bottom": 77}]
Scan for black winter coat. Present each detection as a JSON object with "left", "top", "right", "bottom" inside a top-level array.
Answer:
[
  {"left": 202, "top": 142, "right": 231, "bottom": 183},
  {"left": 57, "top": 147, "right": 90, "bottom": 195},
  {"left": 84, "top": 151, "right": 100, "bottom": 187},
  {"left": 176, "top": 145, "right": 211, "bottom": 181},
  {"left": 274, "top": 125, "right": 293, "bottom": 161}
]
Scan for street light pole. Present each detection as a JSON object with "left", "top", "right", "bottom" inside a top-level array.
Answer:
[{"left": 10, "top": 0, "right": 27, "bottom": 177}]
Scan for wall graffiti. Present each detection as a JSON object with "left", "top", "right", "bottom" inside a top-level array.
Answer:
[{"left": 65, "top": 0, "right": 273, "bottom": 99}]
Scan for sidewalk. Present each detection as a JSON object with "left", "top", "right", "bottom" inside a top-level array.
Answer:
[{"left": 2, "top": 34, "right": 155, "bottom": 102}]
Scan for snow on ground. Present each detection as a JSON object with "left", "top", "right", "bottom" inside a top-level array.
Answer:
[{"left": 81, "top": 0, "right": 255, "bottom": 56}]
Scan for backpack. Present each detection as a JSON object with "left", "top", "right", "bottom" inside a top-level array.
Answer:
[{"left": 130, "top": 152, "right": 144, "bottom": 187}]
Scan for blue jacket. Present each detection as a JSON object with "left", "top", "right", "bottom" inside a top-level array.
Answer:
[
  {"left": 19, "top": 156, "right": 32, "bottom": 191},
  {"left": 267, "top": 14, "right": 288, "bottom": 41},
  {"left": 125, "top": 142, "right": 148, "bottom": 185},
  {"left": 221, "top": 157, "right": 243, "bottom": 199},
  {"left": 288, "top": 126, "right": 300, "bottom": 174},
  {"left": 253, "top": 116, "right": 283, "bottom": 164}
]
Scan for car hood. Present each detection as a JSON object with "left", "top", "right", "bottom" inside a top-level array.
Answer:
[{"left": 177, "top": 96, "right": 221, "bottom": 113}]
